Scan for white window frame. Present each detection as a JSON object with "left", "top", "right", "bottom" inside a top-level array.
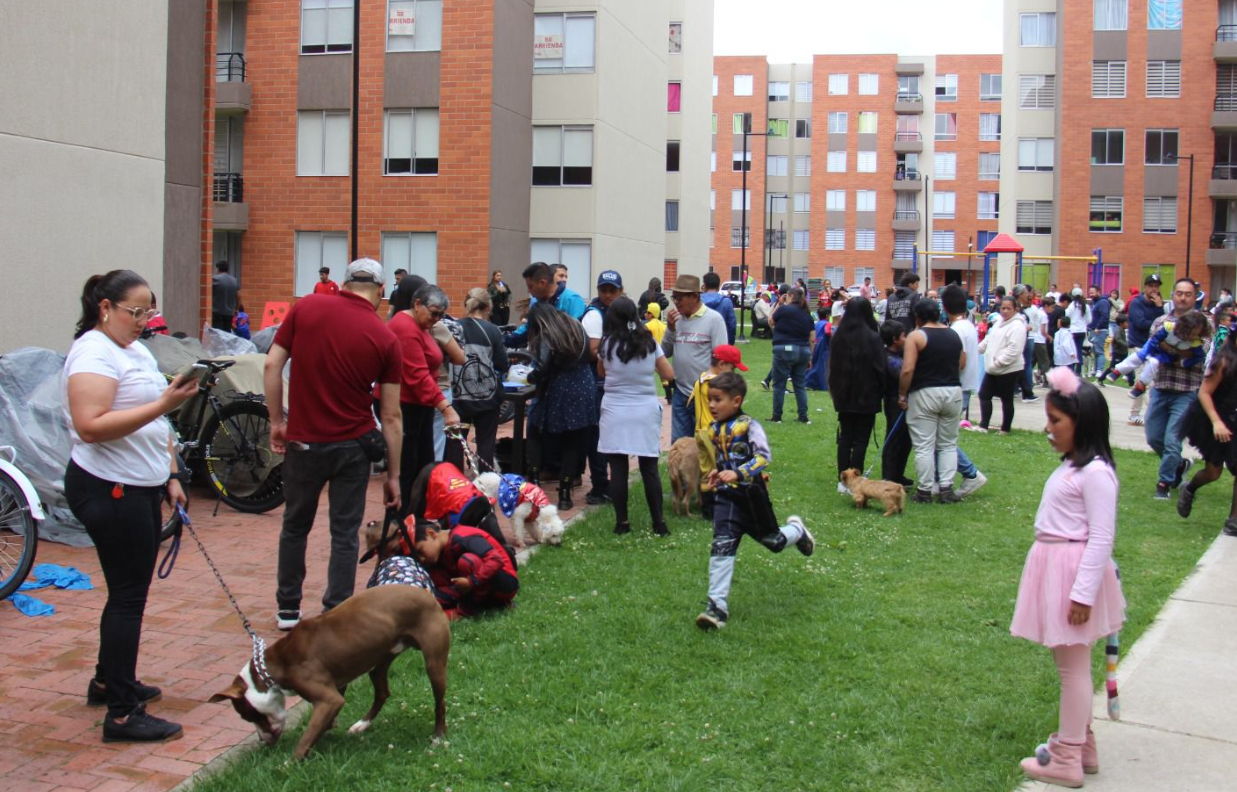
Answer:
[
  {"left": 826, "top": 190, "right": 846, "bottom": 211},
  {"left": 858, "top": 73, "right": 879, "bottom": 95},
  {"left": 731, "top": 189, "right": 751, "bottom": 211},
  {"left": 734, "top": 74, "right": 754, "bottom": 96},
  {"left": 795, "top": 119, "right": 811, "bottom": 139},
  {"left": 935, "top": 73, "right": 958, "bottom": 102},
  {"left": 294, "top": 230, "right": 349, "bottom": 296},
  {"left": 824, "top": 266, "right": 845, "bottom": 284},
  {"left": 979, "top": 113, "right": 1001, "bottom": 141},
  {"left": 934, "top": 152, "right": 957, "bottom": 180},
  {"left": 531, "top": 239, "right": 592, "bottom": 294},
  {"left": 382, "top": 108, "right": 439, "bottom": 176},
  {"left": 665, "top": 200, "right": 679, "bottom": 232},
  {"left": 894, "top": 232, "right": 916, "bottom": 261},
  {"left": 301, "top": 0, "right": 353, "bottom": 55},
  {"left": 931, "top": 230, "right": 956, "bottom": 255},
  {"left": 856, "top": 190, "right": 876, "bottom": 212},
  {"left": 794, "top": 192, "right": 811, "bottom": 213},
  {"left": 828, "top": 73, "right": 848, "bottom": 95},
  {"left": 933, "top": 191, "right": 956, "bottom": 219},
  {"left": 533, "top": 12, "right": 596, "bottom": 73},
  {"left": 1018, "top": 74, "right": 1056, "bottom": 109},
  {"left": 827, "top": 151, "right": 847, "bottom": 173},
  {"left": 979, "top": 152, "right": 1001, "bottom": 180},
  {"left": 1146, "top": 60, "right": 1181, "bottom": 98},
  {"left": 855, "top": 228, "right": 875, "bottom": 251},
  {"left": 1016, "top": 200, "right": 1054, "bottom": 235},
  {"left": 768, "top": 193, "right": 788, "bottom": 214},
  {"left": 828, "top": 111, "right": 848, "bottom": 133},
  {"left": 668, "top": 21, "right": 682, "bottom": 53},
  {"left": 1090, "top": 196, "right": 1124, "bottom": 233},
  {"left": 766, "top": 155, "right": 787, "bottom": 176},
  {"left": 380, "top": 231, "right": 438, "bottom": 284},
  {"left": 1145, "top": 128, "right": 1179, "bottom": 165},
  {"left": 796, "top": 81, "right": 813, "bottom": 102},
  {"left": 857, "top": 151, "right": 877, "bottom": 173},
  {"left": 1092, "top": 60, "right": 1127, "bottom": 98},
  {"left": 385, "top": 0, "right": 442, "bottom": 53},
  {"left": 978, "top": 192, "right": 999, "bottom": 220},
  {"left": 1094, "top": 0, "right": 1128, "bottom": 31},
  {"left": 825, "top": 228, "right": 845, "bottom": 250},
  {"left": 858, "top": 111, "right": 878, "bottom": 134},
  {"left": 793, "top": 229, "right": 810, "bottom": 251},
  {"left": 794, "top": 155, "right": 811, "bottom": 177},
  {"left": 297, "top": 110, "right": 350, "bottom": 176},
  {"left": 1143, "top": 196, "right": 1178, "bottom": 233},
  {"left": 1018, "top": 138, "right": 1055, "bottom": 171},
  {"left": 1019, "top": 12, "right": 1057, "bottom": 46},
  {"left": 532, "top": 125, "right": 593, "bottom": 187},
  {"left": 934, "top": 113, "right": 957, "bottom": 141},
  {"left": 768, "top": 81, "right": 790, "bottom": 102},
  {"left": 980, "top": 73, "right": 1002, "bottom": 101},
  {"left": 1091, "top": 128, "right": 1125, "bottom": 165},
  {"left": 712, "top": 74, "right": 718, "bottom": 96},
  {"left": 1148, "top": 0, "right": 1182, "bottom": 30}
]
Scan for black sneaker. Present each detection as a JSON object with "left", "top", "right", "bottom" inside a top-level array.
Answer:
[
  {"left": 788, "top": 515, "right": 813, "bottom": 556},
  {"left": 695, "top": 600, "right": 728, "bottom": 631},
  {"left": 797, "top": 417, "right": 812, "bottom": 425},
  {"left": 102, "top": 706, "right": 183, "bottom": 743},
  {"left": 1154, "top": 482, "right": 1170, "bottom": 500},
  {"left": 1173, "top": 458, "right": 1193, "bottom": 489},
  {"left": 1020, "top": 395, "right": 1039, "bottom": 403},
  {"left": 585, "top": 490, "right": 611, "bottom": 506},
  {"left": 1177, "top": 485, "right": 1196, "bottom": 518},
  {"left": 652, "top": 522, "right": 670, "bottom": 537},
  {"left": 769, "top": 416, "right": 782, "bottom": 424},
  {"left": 87, "top": 678, "right": 162, "bottom": 707},
  {"left": 760, "top": 381, "right": 770, "bottom": 392},
  {"left": 913, "top": 489, "right": 934, "bottom": 504},
  {"left": 614, "top": 521, "right": 631, "bottom": 535},
  {"left": 1223, "top": 519, "right": 1237, "bottom": 537},
  {"left": 938, "top": 487, "right": 962, "bottom": 504}
]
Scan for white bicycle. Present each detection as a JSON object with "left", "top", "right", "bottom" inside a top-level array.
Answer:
[{"left": 0, "top": 446, "right": 45, "bottom": 600}]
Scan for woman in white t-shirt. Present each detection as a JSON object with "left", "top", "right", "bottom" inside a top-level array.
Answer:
[{"left": 62, "top": 270, "right": 197, "bottom": 744}]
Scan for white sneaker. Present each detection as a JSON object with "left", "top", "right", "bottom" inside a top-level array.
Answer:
[
  {"left": 276, "top": 610, "right": 301, "bottom": 631},
  {"left": 836, "top": 482, "right": 850, "bottom": 495},
  {"left": 957, "top": 471, "right": 988, "bottom": 497}
]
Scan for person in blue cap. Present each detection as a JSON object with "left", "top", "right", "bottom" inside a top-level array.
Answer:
[{"left": 579, "top": 270, "right": 624, "bottom": 504}]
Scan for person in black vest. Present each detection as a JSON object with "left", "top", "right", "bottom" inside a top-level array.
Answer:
[
  {"left": 579, "top": 270, "right": 623, "bottom": 504},
  {"left": 885, "top": 271, "right": 922, "bottom": 335}
]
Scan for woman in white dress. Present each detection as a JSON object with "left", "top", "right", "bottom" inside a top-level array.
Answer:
[{"left": 598, "top": 297, "right": 676, "bottom": 536}]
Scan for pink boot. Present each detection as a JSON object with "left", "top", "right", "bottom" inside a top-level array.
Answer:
[
  {"left": 1020, "top": 735, "right": 1084, "bottom": 788},
  {"left": 1082, "top": 728, "right": 1098, "bottom": 774}
]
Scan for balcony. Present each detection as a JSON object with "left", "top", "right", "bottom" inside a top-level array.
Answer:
[
  {"left": 213, "top": 172, "right": 248, "bottom": 231},
  {"left": 892, "top": 209, "right": 921, "bottom": 231},
  {"left": 1211, "top": 164, "right": 1237, "bottom": 198},
  {"left": 895, "top": 92, "right": 923, "bottom": 114},
  {"left": 892, "top": 169, "right": 922, "bottom": 191},
  {"left": 894, "top": 131, "right": 923, "bottom": 153},
  {"left": 1209, "top": 232, "right": 1237, "bottom": 266},
  {"left": 215, "top": 52, "right": 251, "bottom": 113},
  {"left": 1217, "top": 25, "right": 1237, "bottom": 62},
  {"left": 1213, "top": 94, "right": 1237, "bottom": 129}
]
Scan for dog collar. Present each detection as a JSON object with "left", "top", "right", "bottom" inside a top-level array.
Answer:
[{"left": 251, "top": 636, "right": 279, "bottom": 692}]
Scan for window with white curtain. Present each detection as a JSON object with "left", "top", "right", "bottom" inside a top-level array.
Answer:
[
  {"left": 858, "top": 73, "right": 879, "bottom": 95},
  {"left": 731, "top": 190, "right": 751, "bottom": 210},
  {"left": 826, "top": 228, "right": 845, "bottom": 250},
  {"left": 768, "top": 81, "right": 790, "bottom": 101},
  {"left": 931, "top": 230, "right": 955, "bottom": 254},
  {"left": 301, "top": 0, "right": 353, "bottom": 54},
  {"left": 934, "top": 152, "right": 957, "bottom": 179},
  {"left": 827, "top": 151, "right": 846, "bottom": 172},
  {"left": 297, "top": 110, "right": 350, "bottom": 175},
  {"left": 532, "top": 126, "right": 592, "bottom": 186},
  {"left": 531, "top": 239, "right": 592, "bottom": 293},
  {"left": 386, "top": 0, "right": 442, "bottom": 52},
  {"left": 1018, "top": 138, "right": 1055, "bottom": 171},
  {"left": 383, "top": 108, "right": 439, "bottom": 175},
  {"left": 858, "top": 112, "right": 877, "bottom": 133},
  {"left": 734, "top": 74, "right": 754, "bottom": 96},
  {"left": 665, "top": 201, "right": 679, "bottom": 232},
  {"left": 768, "top": 194, "right": 788, "bottom": 213},
  {"left": 1019, "top": 74, "right": 1056, "bottom": 108},
  {"left": 828, "top": 74, "right": 848, "bottom": 95},
  {"left": 978, "top": 192, "right": 999, "bottom": 220},
  {"left": 826, "top": 190, "right": 846, "bottom": 211},
  {"left": 979, "top": 113, "right": 1001, "bottom": 141},
  {"left": 855, "top": 228, "right": 875, "bottom": 250},
  {"left": 1143, "top": 196, "right": 1178, "bottom": 232},
  {"left": 1094, "top": 0, "right": 1128, "bottom": 30},
  {"left": 1016, "top": 200, "right": 1054, "bottom": 235},
  {"left": 935, "top": 74, "right": 958, "bottom": 101},
  {"left": 533, "top": 13, "right": 595, "bottom": 72},
  {"left": 794, "top": 193, "right": 811, "bottom": 213},
  {"left": 380, "top": 232, "right": 437, "bottom": 284},
  {"left": 1148, "top": 0, "right": 1182, "bottom": 29},
  {"left": 856, "top": 191, "right": 876, "bottom": 212},
  {"left": 979, "top": 153, "right": 1001, "bottom": 180},
  {"left": 828, "top": 112, "right": 848, "bottom": 133},
  {"left": 824, "top": 266, "right": 845, "bottom": 284},
  {"left": 766, "top": 155, "right": 787, "bottom": 176},
  {"left": 1020, "top": 12, "right": 1057, "bottom": 46},
  {"left": 710, "top": 151, "right": 716, "bottom": 172},
  {"left": 796, "top": 81, "right": 813, "bottom": 102},
  {"left": 855, "top": 267, "right": 875, "bottom": 283},
  {"left": 1146, "top": 61, "right": 1181, "bottom": 97},
  {"left": 933, "top": 192, "right": 956, "bottom": 219},
  {"left": 712, "top": 75, "right": 718, "bottom": 96},
  {"left": 294, "top": 231, "right": 349, "bottom": 296},
  {"left": 1092, "top": 61, "right": 1127, "bottom": 97},
  {"left": 795, "top": 155, "right": 811, "bottom": 176},
  {"left": 793, "top": 230, "right": 810, "bottom": 250},
  {"left": 894, "top": 232, "right": 916, "bottom": 260},
  {"left": 857, "top": 151, "right": 876, "bottom": 172}
]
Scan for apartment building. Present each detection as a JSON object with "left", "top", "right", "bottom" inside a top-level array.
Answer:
[
  {"left": 710, "top": 54, "right": 1001, "bottom": 291},
  {"left": 1000, "top": 0, "right": 1226, "bottom": 295}
]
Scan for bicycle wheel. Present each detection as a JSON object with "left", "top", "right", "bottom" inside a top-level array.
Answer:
[
  {"left": 0, "top": 470, "right": 38, "bottom": 600},
  {"left": 202, "top": 400, "right": 284, "bottom": 514}
]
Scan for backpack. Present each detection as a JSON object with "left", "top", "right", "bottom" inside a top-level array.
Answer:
[{"left": 450, "top": 318, "right": 501, "bottom": 419}]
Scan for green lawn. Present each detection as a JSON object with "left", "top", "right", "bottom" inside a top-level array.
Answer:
[{"left": 190, "top": 338, "right": 1220, "bottom": 792}]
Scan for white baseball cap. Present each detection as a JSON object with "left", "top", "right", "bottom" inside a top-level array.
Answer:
[{"left": 345, "top": 258, "right": 385, "bottom": 285}]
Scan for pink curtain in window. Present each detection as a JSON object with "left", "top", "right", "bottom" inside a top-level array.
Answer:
[{"left": 668, "top": 82, "right": 681, "bottom": 112}]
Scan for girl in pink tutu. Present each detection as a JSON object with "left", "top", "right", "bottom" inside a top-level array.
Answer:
[{"left": 1011, "top": 366, "right": 1126, "bottom": 787}]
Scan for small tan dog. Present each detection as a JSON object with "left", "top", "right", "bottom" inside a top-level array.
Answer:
[
  {"left": 667, "top": 437, "right": 701, "bottom": 516},
  {"left": 840, "top": 468, "right": 905, "bottom": 517}
]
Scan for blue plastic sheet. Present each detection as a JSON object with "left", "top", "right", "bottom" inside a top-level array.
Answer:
[{"left": 5, "top": 563, "right": 94, "bottom": 617}]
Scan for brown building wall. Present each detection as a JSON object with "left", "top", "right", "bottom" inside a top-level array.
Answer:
[{"left": 710, "top": 56, "right": 768, "bottom": 280}]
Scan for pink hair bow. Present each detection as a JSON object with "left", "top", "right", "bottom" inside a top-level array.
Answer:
[{"left": 1046, "top": 367, "right": 1081, "bottom": 397}]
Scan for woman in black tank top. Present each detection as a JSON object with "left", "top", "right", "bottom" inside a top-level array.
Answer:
[
  {"left": 909, "top": 328, "right": 963, "bottom": 392},
  {"left": 1182, "top": 325, "right": 1237, "bottom": 532},
  {"left": 898, "top": 299, "right": 965, "bottom": 503}
]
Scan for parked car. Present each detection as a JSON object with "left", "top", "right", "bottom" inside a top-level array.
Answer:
[{"left": 720, "top": 281, "right": 759, "bottom": 306}]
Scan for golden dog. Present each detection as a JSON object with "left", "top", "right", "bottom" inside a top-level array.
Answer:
[
  {"left": 667, "top": 437, "right": 701, "bottom": 517},
  {"left": 840, "top": 468, "right": 905, "bottom": 517}
]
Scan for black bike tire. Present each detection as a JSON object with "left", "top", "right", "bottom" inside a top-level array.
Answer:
[
  {"left": 0, "top": 470, "right": 39, "bottom": 601},
  {"left": 159, "top": 499, "right": 183, "bottom": 543},
  {"left": 201, "top": 400, "right": 285, "bottom": 514}
]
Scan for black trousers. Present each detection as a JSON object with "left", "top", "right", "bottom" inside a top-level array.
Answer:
[
  {"left": 881, "top": 404, "right": 912, "bottom": 484},
  {"left": 532, "top": 427, "right": 585, "bottom": 492},
  {"left": 210, "top": 313, "right": 233, "bottom": 332},
  {"left": 400, "top": 403, "right": 436, "bottom": 519},
  {"left": 65, "top": 461, "right": 164, "bottom": 719},
  {"left": 584, "top": 386, "right": 609, "bottom": 493},
  {"left": 607, "top": 454, "right": 664, "bottom": 527},
  {"left": 979, "top": 370, "right": 1020, "bottom": 433},
  {"left": 443, "top": 407, "right": 501, "bottom": 475},
  {"left": 836, "top": 411, "right": 877, "bottom": 479}
]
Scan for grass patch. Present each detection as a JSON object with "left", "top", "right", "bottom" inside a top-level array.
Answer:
[{"left": 189, "top": 339, "right": 1219, "bottom": 792}]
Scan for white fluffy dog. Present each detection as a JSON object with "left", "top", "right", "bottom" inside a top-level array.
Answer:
[{"left": 474, "top": 472, "right": 565, "bottom": 549}]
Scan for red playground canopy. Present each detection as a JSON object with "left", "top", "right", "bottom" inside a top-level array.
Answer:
[{"left": 982, "top": 233, "right": 1024, "bottom": 254}]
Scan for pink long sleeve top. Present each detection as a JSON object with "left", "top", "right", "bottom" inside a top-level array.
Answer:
[{"left": 1033, "top": 458, "right": 1119, "bottom": 606}]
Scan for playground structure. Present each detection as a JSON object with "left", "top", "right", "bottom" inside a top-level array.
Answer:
[{"left": 912, "top": 233, "right": 1105, "bottom": 305}]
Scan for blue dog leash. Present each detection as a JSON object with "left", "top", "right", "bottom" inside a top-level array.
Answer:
[{"left": 157, "top": 503, "right": 189, "bottom": 580}]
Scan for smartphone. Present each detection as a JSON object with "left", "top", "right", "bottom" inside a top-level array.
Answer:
[{"left": 172, "top": 363, "right": 208, "bottom": 389}]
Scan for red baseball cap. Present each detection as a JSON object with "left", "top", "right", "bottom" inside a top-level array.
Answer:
[{"left": 713, "top": 344, "right": 748, "bottom": 371}]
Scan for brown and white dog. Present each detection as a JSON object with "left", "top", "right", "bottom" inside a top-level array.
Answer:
[
  {"left": 209, "top": 585, "right": 450, "bottom": 759},
  {"left": 840, "top": 468, "right": 905, "bottom": 517},
  {"left": 667, "top": 437, "right": 701, "bottom": 517}
]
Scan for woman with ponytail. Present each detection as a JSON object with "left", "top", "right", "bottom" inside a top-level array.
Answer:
[{"left": 63, "top": 270, "right": 199, "bottom": 743}]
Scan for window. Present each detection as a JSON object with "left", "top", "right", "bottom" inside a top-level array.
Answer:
[
  {"left": 829, "top": 74, "right": 848, "bottom": 95},
  {"left": 796, "top": 81, "right": 813, "bottom": 102},
  {"left": 1090, "top": 196, "right": 1123, "bottom": 232},
  {"left": 710, "top": 190, "right": 715, "bottom": 211},
  {"left": 297, "top": 110, "right": 350, "bottom": 175},
  {"left": 858, "top": 112, "right": 878, "bottom": 134},
  {"left": 732, "top": 112, "right": 752, "bottom": 134},
  {"left": 531, "top": 239, "right": 591, "bottom": 293},
  {"left": 1094, "top": 0, "right": 1128, "bottom": 30},
  {"left": 824, "top": 266, "right": 845, "bottom": 284},
  {"left": 380, "top": 231, "right": 437, "bottom": 284},
  {"left": 301, "top": 0, "right": 353, "bottom": 54},
  {"left": 1146, "top": 61, "right": 1181, "bottom": 97},
  {"left": 665, "top": 201, "right": 679, "bottom": 232},
  {"left": 826, "top": 190, "right": 846, "bottom": 211},
  {"left": 666, "top": 140, "right": 680, "bottom": 172},
  {"left": 734, "top": 150, "right": 754, "bottom": 172},
  {"left": 768, "top": 194, "right": 788, "bottom": 213},
  {"left": 896, "top": 153, "right": 919, "bottom": 178},
  {"left": 898, "top": 75, "right": 921, "bottom": 97},
  {"left": 855, "top": 228, "right": 875, "bottom": 250},
  {"left": 1020, "top": 12, "right": 1057, "bottom": 46},
  {"left": 857, "top": 151, "right": 876, "bottom": 172},
  {"left": 767, "top": 118, "right": 789, "bottom": 138},
  {"left": 935, "top": 74, "right": 958, "bottom": 102},
  {"left": 979, "top": 113, "right": 1001, "bottom": 141},
  {"left": 827, "top": 151, "right": 846, "bottom": 172},
  {"left": 768, "top": 81, "right": 790, "bottom": 102},
  {"left": 828, "top": 112, "right": 847, "bottom": 133},
  {"left": 934, "top": 152, "right": 957, "bottom": 179},
  {"left": 1091, "top": 129, "right": 1124, "bottom": 165},
  {"left": 1016, "top": 200, "right": 1053, "bottom": 234},
  {"left": 382, "top": 108, "right": 439, "bottom": 175},
  {"left": 712, "top": 75, "right": 718, "bottom": 96},
  {"left": 730, "top": 227, "right": 750, "bottom": 248},
  {"left": 1143, "top": 196, "right": 1178, "bottom": 232},
  {"left": 793, "top": 230, "right": 810, "bottom": 250},
  {"left": 933, "top": 192, "right": 956, "bottom": 219},
  {"left": 826, "top": 228, "right": 845, "bottom": 250},
  {"left": 532, "top": 126, "right": 592, "bottom": 186},
  {"left": 1148, "top": 0, "right": 1182, "bottom": 30},
  {"left": 1092, "top": 61, "right": 1127, "bottom": 98},
  {"left": 668, "top": 21, "right": 682, "bottom": 53},
  {"left": 896, "top": 115, "right": 919, "bottom": 137},
  {"left": 1019, "top": 74, "right": 1056, "bottom": 108},
  {"left": 978, "top": 192, "right": 999, "bottom": 220},
  {"left": 386, "top": 0, "right": 442, "bottom": 52},
  {"left": 731, "top": 190, "right": 751, "bottom": 210},
  {"left": 1018, "top": 138, "right": 1055, "bottom": 171},
  {"left": 858, "top": 73, "right": 879, "bottom": 95},
  {"left": 767, "top": 229, "right": 786, "bottom": 250},
  {"left": 710, "top": 151, "right": 716, "bottom": 172},
  {"left": 935, "top": 113, "right": 957, "bottom": 141},
  {"left": 1145, "top": 129, "right": 1178, "bottom": 164},
  {"left": 894, "top": 231, "right": 916, "bottom": 260},
  {"left": 734, "top": 74, "right": 753, "bottom": 96},
  {"left": 794, "top": 193, "right": 811, "bottom": 213},
  {"left": 294, "top": 231, "right": 348, "bottom": 295},
  {"left": 795, "top": 119, "right": 811, "bottom": 139},
  {"left": 765, "top": 155, "right": 787, "bottom": 175},
  {"left": 795, "top": 155, "right": 811, "bottom": 176},
  {"left": 932, "top": 230, "right": 955, "bottom": 254},
  {"left": 979, "top": 152, "right": 1001, "bottom": 180},
  {"left": 668, "top": 82, "right": 681, "bottom": 112},
  {"left": 981, "top": 73, "right": 1002, "bottom": 100},
  {"left": 711, "top": 114, "right": 717, "bottom": 134},
  {"left": 534, "top": 13, "right": 595, "bottom": 72}
]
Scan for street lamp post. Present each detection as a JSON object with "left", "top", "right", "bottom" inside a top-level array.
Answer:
[
  {"left": 1179, "top": 153, "right": 1195, "bottom": 280},
  {"left": 738, "top": 123, "right": 767, "bottom": 343}
]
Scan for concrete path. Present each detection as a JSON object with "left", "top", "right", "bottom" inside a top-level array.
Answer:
[{"left": 990, "top": 378, "right": 1152, "bottom": 453}]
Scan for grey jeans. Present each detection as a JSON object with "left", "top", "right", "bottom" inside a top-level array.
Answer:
[
  {"left": 907, "top": 385, "right": 962, "bottom": 490},
  {"left": 277, "top": 440, "right": 371, "bottom": 612}
]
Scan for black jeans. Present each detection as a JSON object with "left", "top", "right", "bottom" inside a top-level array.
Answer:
[
  {"left": 65, "top": 461, "right": 164, "bottom": 718},
  {"left": 277, "top": 441, "right": 370, "bottom": 612},
  {"left": 607, "top": 454, "right": 664, "bottom": 527},
  {"left": 979, "top": 370, "right": 1021, "bottom": 433},
  {"left": 401, "top": 403, "right": 436, "bottom": 519},
  {"left": 532, "top": 427, "right": 585, "bottom": 493},
  {"left": 881, "top": 404, "right": 912, "bottom": 484},
  {"left": 836, "top": 412, "right": 877, "bottom": 480},
  {"left": 210, "top": 313, "right": 233, "bottom": 332},
  {"left": 585, "top": 386, "right": 609, "bottom": 493}
]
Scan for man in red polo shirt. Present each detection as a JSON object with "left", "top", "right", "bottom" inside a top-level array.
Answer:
[
  {"left": 313, "top": 266, "right": 340, "bottom": 296},
  {"left": 264, "top": 258, "right": 403, "bottom": 630}
]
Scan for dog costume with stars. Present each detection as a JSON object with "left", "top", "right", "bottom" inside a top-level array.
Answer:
[{"left": 495, "top": 474, "right": 551, "bottom": 521}]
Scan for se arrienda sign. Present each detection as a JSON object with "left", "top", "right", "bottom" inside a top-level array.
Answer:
[
  {"left": 533, "top": 34, "right": 564, "bottom": 59},
  {"left": 388, "top": 8, "right": 415, "bottom": 36}
]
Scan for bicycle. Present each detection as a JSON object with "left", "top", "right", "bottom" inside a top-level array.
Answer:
[{"left": 0, "top": 445, "right": 45, "bottom": 600}]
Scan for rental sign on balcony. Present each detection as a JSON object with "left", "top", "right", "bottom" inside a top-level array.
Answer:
[
  {"left": 534, "top": 34, "right": 564, "bottom": 59},
  {"left": 388, "top": 7, "right": 415, "bottom": 36}
]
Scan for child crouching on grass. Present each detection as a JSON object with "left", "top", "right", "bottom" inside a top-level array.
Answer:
[
  {"left": 1010, "top": 366, "right": 1126, "bottom": 787},
  {"left": 696, "top": 373, "right": 814, "bottom": 630}
]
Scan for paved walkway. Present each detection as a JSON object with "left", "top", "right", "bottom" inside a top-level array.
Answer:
[{"left": 992, "top": 378, "right": 1151, "bottom": 452}]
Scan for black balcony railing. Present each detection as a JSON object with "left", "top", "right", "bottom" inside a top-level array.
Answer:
[
  {"left": 894, "top": 209, "right": 920, "bottom": 221},
  {"left": 1212, "top": 231, "right": 1237, "bottom": 250},
  {"left": 895, "top": 92, "right": 923, "bottom": 104},
  {"left": 895, "top": 168, "right": 921, "bottom": 181},
  {"left": 894, "top": 131, "right": 922, "bottom": 141},
  {"left": 1215, "top": 164, "right": 1237, "bottom": 179},
  {"left": 1218, "top": 24, "right": 1237, "bottom": 42},
  {"left": 216, "top": 52, "right": 247, "bottom": 82},
  {"left": 214, "top": 172, "right": 244, "bottom": 203},
  {"left": 1216, "top": 94, "right": 1237, "bottom": 111}
]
